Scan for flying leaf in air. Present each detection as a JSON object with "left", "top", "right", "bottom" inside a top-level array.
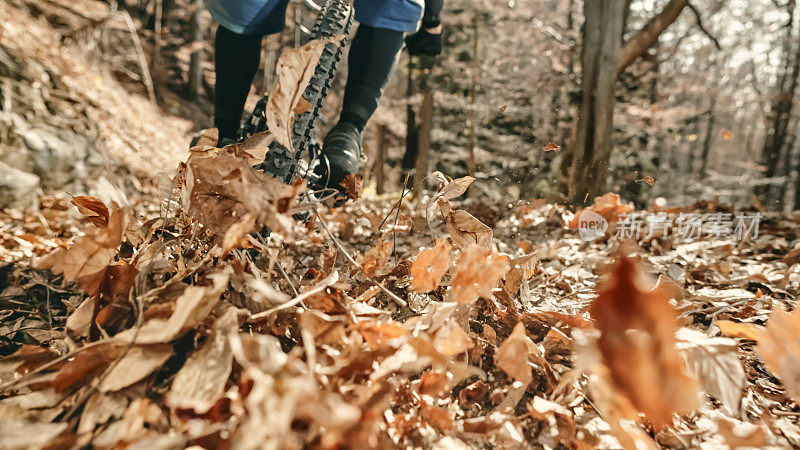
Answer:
[
  {"left": 70, "top": 195, "right": 110, "bottom": 228},
  {"left": 409, "top": 240, "right": 452, "bottom": 293},
  {"left": 446, "top": 210, "right": 492, "bottom": 249},
  {"left": 450, "top": 245, "right": 509, "bottom": 304},
  {"left": 589, "top": 255, "right": 699, "bottom": 427},
  {"left": 543, "top": 142, "right": 560, "bottom": 152},
  {"left": 757, "top": 307, "right": 800, "bottom": 402}
]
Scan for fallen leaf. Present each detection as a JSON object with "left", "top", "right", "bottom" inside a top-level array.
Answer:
[
  {"left": 433, "top": 323, "right": 471, "bottom": 356},
  {"left": 191, "top": 128, "right": 219, "bottom": 148},
  {"left": 446, "top": 210, "right": 492, "bottom": 249},
  {"left": 114, "top": 271, "right": 229, "bottom": 344},
  {"left": 721, "top": 129, "right": 733, "bottom": 140},
  {"left": 451, "top": 246, "right": 509, "bottom": 304},
  {"left": 361, "top": 240, "right": 393, "bottom": 277},
  {"left": 340, "top": 173, "right": 362, "bottom": 200},
  {"left": 52, "top": 343, "right": 123, "bottom": 392},
  {"left": 717, "top": 320, "right": 763, "bottom": 341},
  {"left": 409, "top": 240, "right": 451, "bottom": 293},
  {"left": 589, "top": 255, "right": 698, "bottom": 427},
  {"left": 496, "top": 322, "right": 533, "bottom": 384},
  {"left": 167, "top": 308, "right": 239, "bottom": 413},
  {"left": 38, "top": 205, "right": 128, "bottom": 282},
  {"left": 99, "top": 344, "right": 173, "bottom": 392},
  {"left": 498, "top": 105, "right": 507, "bottom": 113},
  {"left": 0, "top": 419, "right": 68, "bottom": 450},
  {"left": 676, "top": 328, "right": 746, "bottom": 414},
  {"left": 182, "top": 154, "right": 295, "bottom": 237},
  {"left": 70, "top": 195, "right": 110, "bottom": 228},
  {"left": 643, "top": 176, "right": 655, "bottom": 186},
  {"left": 566, "top": 193, "right": 633, "bottom": 229},
  {"left": 221, "top": 213, "right": 256, "bottom": 257},
  {"left": 358, "top": 320, "right": 409, "bottom": 350},
  {"left": 266, "top": 36, "right": 345, "bottom": 151},
  {"left": 652, "top": 274, "right": 683, "bottom": 300},
  {"left": 757, "top": 307, "right": 800, "bottom": 401},
  {"left": 543, "top": 142, "right": 560, "bottom": 152}
]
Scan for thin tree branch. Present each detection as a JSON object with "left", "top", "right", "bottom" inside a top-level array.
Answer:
[{"left": 687, "top": 2, "right": 722, "bottom": 49}]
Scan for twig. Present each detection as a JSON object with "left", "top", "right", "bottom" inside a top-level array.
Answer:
[
  {"left": 311, "top": 206, "right": 408, "bottom": 308},
  {"left": 248, "top": 270, "right": 339, "bottom": 320},
  {"left": 118, "top": 10, "right": 156, "bottom": 104},
  {"left": 391, "top": 175, "right": 410, "bottom": 257}
]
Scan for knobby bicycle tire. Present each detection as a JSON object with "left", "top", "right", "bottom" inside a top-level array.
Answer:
[{"left": 236, "top": 0, "right": 354, "bottom": 184}]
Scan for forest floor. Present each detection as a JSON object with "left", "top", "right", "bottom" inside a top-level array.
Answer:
[{"left": 2, "top": 1, "right": 800, "bottom": 449}]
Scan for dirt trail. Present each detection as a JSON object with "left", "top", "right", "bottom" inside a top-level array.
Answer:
[{"left": 0, "top": 0, "right": 193, "bottom": 209}]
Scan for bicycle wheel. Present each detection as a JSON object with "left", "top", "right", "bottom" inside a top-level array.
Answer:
[{"left": 237, "top": 0, "right": 353, "bottom": 183}]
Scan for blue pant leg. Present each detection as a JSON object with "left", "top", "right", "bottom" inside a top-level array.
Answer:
[
  {"left": 353, "top": 0, "right": 424, "bottom": 33},
  {"left": 208, "top": 0, "right": 289, "bottom": 35}
]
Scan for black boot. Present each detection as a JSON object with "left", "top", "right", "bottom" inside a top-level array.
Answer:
[
  {"left": 317, "top": 122, "right": 364, "bottom": 192},
  {"left": 315, "top": 24, "right": 404, "bottom": 194}
]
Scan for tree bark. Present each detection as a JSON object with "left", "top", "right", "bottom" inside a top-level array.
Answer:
[
  {"left": 187, "top": 0, "right": 205, "bottom": 100},
  {"left": 618, "top": 0, "right": 689, "bottom": 73},
  {"left": 759, "top": 0, "right": 799, "bottom": 203},
  {"left": 568, "top": 0, "right": 627, "bottom": 203}
]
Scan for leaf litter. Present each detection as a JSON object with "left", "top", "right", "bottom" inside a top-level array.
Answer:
[{"left": 0, "top": 37, "right": 799, "bottom": 450}]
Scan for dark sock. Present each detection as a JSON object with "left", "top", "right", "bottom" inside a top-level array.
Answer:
[
  {"left": 214, "top": 26, "right": 263, "bottom": 141},
  {"left": 338, "top": 24, "right": 404, "bottom": 133}
]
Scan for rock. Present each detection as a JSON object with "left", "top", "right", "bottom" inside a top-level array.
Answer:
[{"left": 0, "top": 160, "right": 40, "bottom": 209}]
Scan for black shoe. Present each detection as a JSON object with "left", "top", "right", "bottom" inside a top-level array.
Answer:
[{"left": 316, "top": 122, "right": 364, "bottom": 194}]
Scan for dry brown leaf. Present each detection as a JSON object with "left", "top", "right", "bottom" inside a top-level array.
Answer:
[
  {"left": 676, "top": 328, "right": 746, "bottom": 414},
  {"left": 498, "top": 105, "right": 507, "bottom": 113},
  {"left": 0, "top": 419, "right": 69, "bottom": 450},
  {"left": 418, "top": 370, "right": 452, "bottom": 398},
  {"left": 220, "top": 130, "right": 274, "bottom": 164},
  {"left": 266, "top": 36, "right": 344, "bottom": 151},
  {"left": 99, "top": 344, "right": 173, "bottom": 392},
  {"left": 643, "top": 176, "right": 656, "bottom": 186},
  {"left": 340, "top": 173, "right": 362, "bottom": 200},
  {"left": 182, "top": 154, "right": 295, "bottom": 237},
  {"left": 543, "top": 142, "right": 560, "bottom": 152},
  {"left": 38, "top": 205, "right": 128, "bottom": 283},
  {"left": 451, "top": 246, "right": 509, "bottom": 304},
  {"left": 782, "top": 247, "right": 800, "bottom": 267},
  {"left": 114, "top": 271, "right": 229, "bottom": 344},
  {"left": 361, "top": 240, "right": 393, "bottom": 277},
  {"left": 652, "top": 274, "right": 683, "bottom": 300},
  {"left": 496, "top": 322, "right": 533, "bottom": 384},
  {"left": 757, "top": 307, "right": 800, "bottom": 401},
  {"left": 409, "top": 240, "right": 451, "bottom": 293},
  {"left": 717, "top": 320, "right": 763, "bottom": 340},
  {"left": 221, "top": 213, "right": 256, "bottom": 257},
  {"left": 358, "top": 320, "right": 409, "bottom": 350},
  {"left": 589, "top": 255, "right": 698, "bottom": 427},
  {"left": 433, "top": 323, "right": 472, "bottom": 356},
  {"left": 167, "top": 308, "right": 238, "bottom": 413},
  {"left": 446, "top": 210, "right": 492, "bottom": 250},
  {"left": 192, "top": 128, "right": 219, "bottom": 148},
  {"left": 70, "top": 195, "right": 110, "bottom": 228},
  {"left": 52, "top": 343, "right": 123, "bottom": 392},
  {"left": 588, "top": 365, "right": 659, "bottom": 450},
  {"left": 566, "top": 193, "right": 633, "bottom": 229}
]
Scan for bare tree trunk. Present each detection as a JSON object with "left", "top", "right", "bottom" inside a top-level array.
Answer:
[
  {"left": 618, "top": 0, "right": 689, "bottom": 73},
  {"left": 401, "top": 63, "right": 418, "bottom": 177},
  {"left": 374, "top": 125, "right": 387, "bottom": 195},
  {"left": 568, "top": 0, "right": 627, "bottom": 204},
  {"left": 700, "top": 96, "right": 717, "bottom": 175},
  {"left": 413, "top": 69, "right": 434, "bottom": 196},
  {"left": 467, "top": 17, "right": 479, "bottom": 197},
  {"left": 151, "top": 0, "right": 163, "bottom": 99},
  {"left": 188, "top": 0, "right": 205, "bottom": 100},
  {"left": 759, "top": 0, "right": 799, "bottom": 203}
]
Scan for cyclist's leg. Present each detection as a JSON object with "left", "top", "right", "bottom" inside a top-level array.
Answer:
[
  {"left": 341, "top": 0, "right": 423, "bottom": 130},
  {"left": 209, "top": 0, "right": 290, "bottom": 143},
  {"left": 320, "top": 1, "right": 423, "bottom": 189}
]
